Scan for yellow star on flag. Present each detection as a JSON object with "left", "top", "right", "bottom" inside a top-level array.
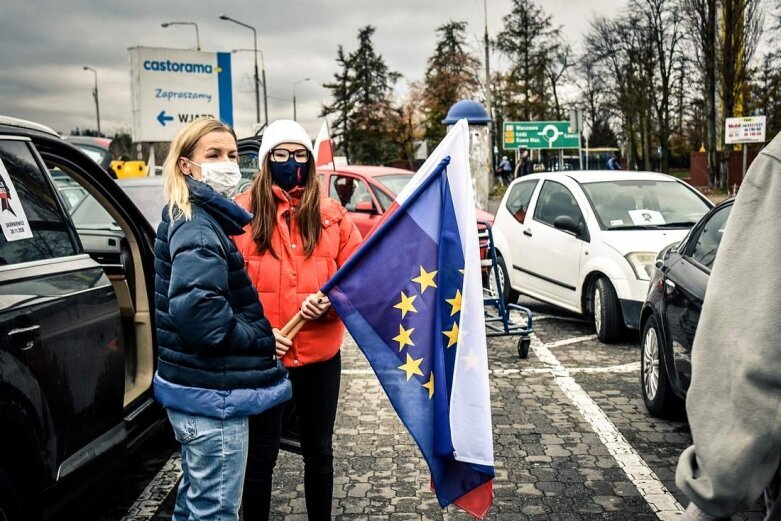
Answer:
[
  {"left": 393, "top": 324, "right": 415, "bottom": 351},
  {"left": 445, "top": 289, "right": 462, "bottom": 316},
  {"left": 422, "top": 373, "right": 435, "bottom": 399},
  {"left": 442, "top": 322, "right": 459, "bottom": 348},
  {"left": 411, "top": 266, "right": 438, "bottom": 294},
  {"left": 393, "top": 291, "right": 418, "bottom": 319},
  {"left": 398, "top": 353, "right": 424, "bottom": 381}
]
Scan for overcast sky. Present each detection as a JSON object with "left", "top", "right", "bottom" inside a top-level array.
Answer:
[{"left": 0, "top": 0, "right": 621, "bottom": 139}]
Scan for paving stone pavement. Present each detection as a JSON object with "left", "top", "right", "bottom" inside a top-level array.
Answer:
[{"left": 88, "top": 298, "right": 766, "bottom": 520}]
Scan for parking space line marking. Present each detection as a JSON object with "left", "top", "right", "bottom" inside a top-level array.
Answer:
[
  {"left": 121, "top": 452, "right": 181, "bottom": 521},
  {"left": 491, "top": 361, "right": 641, "bottom": 376},
  {"left": 570, "top": 361, "right": 641, "bottom": 374},
  {"left": 344, "top": 361, "right": 640, "bottom": 377},
  {"left": 530, "top": 334, "right": 683, "bottom": 519},
  {"left": 545, "top": 334, "right": 598, "bottom": 348},
  {"left": 528, "top": 313, "right": 592, "bottom": 324}
]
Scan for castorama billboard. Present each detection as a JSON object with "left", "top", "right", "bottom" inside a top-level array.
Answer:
[{"left": 129, "top": 47, "right": 233, "bottom": 142}]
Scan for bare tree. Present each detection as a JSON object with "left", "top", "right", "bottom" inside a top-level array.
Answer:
[
  {"left": 682, "top": 0, "right": 719, "bottom": 186},
  {"left": 633, "top": 0, "right": 686, "bottom": 173},
  {"left": 585, "top": 13, "right": 656, "bottom": 170},
  {"left": 545, "top": 39, "right": 575, "bottom": 120},
  {"left": 718, "top": 0, "right": 763, "bottom": 187}
]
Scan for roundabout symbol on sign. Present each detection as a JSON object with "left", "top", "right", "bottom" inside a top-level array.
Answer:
[{"left": 540, "top": 124, "right": 561, "bottom": 148}]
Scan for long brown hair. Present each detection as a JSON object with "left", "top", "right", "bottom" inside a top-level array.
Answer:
[{"left": 249, "top": 156, "right": 321, "bottom": 257}]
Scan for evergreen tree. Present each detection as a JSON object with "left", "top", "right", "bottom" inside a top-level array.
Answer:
[
  {"left": 421, "top": 21, "right": 481, "bottom": 146},
  {"left": 348, "top": 26, "right": 402, "bottom": 164},
  {"left": 496, "top": 0, "right": 560, "bottom": 121},
  {"left": 322, "top": 26, "right": 401, "bottom": 165},
  {"left": 321, "top": 45, "right": 354, "bottom": 163}
]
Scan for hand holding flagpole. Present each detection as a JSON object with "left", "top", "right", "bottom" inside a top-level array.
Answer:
[{"left": 279, "top": 291, "right": 326, "bottom": 339}]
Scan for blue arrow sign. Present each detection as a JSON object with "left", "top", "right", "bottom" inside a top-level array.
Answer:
[{"left": 157, "top": 110, "right": 174, "bottom": 127}]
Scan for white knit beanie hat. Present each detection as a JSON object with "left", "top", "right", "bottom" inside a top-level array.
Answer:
[{"left": 258, "top": 119, "right": 313, "bottom": 166}]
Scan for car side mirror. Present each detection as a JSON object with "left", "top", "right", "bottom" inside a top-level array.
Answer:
[
  {"left": 354, "top": 201, "right": 377, "bottom": 214},
  {"left": 553, "top": 215, "right": 580, "bottom": 236}
]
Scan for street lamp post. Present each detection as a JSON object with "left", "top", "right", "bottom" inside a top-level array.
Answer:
[
  {"left": 82, "top": 66, "right": 101, "bottom": 135},
  {"left": 292, "top": 78, "right": 310, "bottom": 121},
  {"left": 232, "top": 48, "right": 268, "bottom": 131},
  {"left": 161, "top": 21, "right": 201, "bottom": 50},
  {"left": 220, "top": 15, "right": 264, "bottom": 126}
]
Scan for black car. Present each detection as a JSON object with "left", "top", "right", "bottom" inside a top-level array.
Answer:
[
  {"left": 0, "top": 116, "right": 164, "bottom": 520},
  {"left": 639, "top": 198, "right": 734, "bottom": 417}
]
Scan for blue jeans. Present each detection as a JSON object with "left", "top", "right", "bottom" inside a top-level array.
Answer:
[{"left": 167, "top": 409, "right": 249, "bottom": 521}]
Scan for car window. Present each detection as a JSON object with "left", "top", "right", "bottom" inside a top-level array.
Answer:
[
  {"left": 689, "top": 204, "right": 732, "bottom": 270},
  {"left": 59, "top": 186, "right": 87, "bottom": 212},
  {"left": 505, "top": 179, "right": 538, "bottom": 224},
  {"left": 581, "top": 180, "right": 710, "bottom": 229},
  {"left": 74, "top": 144, "right": 109, "bottom": 166},
  {"left": 371, "top": 185, "right": 394, "bottom": 211},
  {"left": 374, "top": 174, "right": 412, "bottom": 196},
  {"left": 120, "top": 184, "right": 167, "bottom": 228},
  {"left": 533, "top": 180, "right": 583, "bottom": 227},
  {"left": 49, "top": 164, "right": 128, "bottom": 262},
  {"left": 238, "top": 152, "right": 258, "bottom": 180},
  {"left": 330, "top": 175, "right": 373, "bottom": 211},
  {"left": 0, "top": 140, "right": 78, "bottom": 265},
  {"left": 70, "top": 195, "right": 117, "bottom": 230}
]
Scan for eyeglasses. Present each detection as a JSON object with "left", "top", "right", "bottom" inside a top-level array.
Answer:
[{"left": 270, "top": 148, "right": 310, "bottom": 163}]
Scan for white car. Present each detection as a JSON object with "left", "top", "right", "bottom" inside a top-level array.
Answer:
[{"left": 490, "top": 171, "right": 713, "bottom": 342}]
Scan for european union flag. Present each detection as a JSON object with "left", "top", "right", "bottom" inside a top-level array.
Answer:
[{"left": 322, "top": 121, "right": 494, "bottom": 518}]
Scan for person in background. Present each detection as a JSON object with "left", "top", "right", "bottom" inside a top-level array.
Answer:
[
  {"left": 333, "top": 176, "right": 356, "bottom": 208},
  {"left": 153, "top": 117, "right": 291, "bottom": 521},
  {"left": 607, "top": 153, "right": 621, "bottom": 170},
  {"left": 676, "top": 132, "right": 781, "bottom": 520},
  {"left": 235, "top": 119, "right": 362, "bottom": 520},
  {"left": 516, "top": 148, "right": 532, "bottom": 178},
  {"left": 496, "top": 155, "right": 513, "bottom": 185}
]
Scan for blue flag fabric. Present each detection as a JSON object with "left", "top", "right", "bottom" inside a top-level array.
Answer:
[{"left": 322, "top": 155, "right": 494, "bottom": 514}]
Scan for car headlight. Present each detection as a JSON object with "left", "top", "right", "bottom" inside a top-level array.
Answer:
[{"left": 625, "top": 252, "right": 657, "bottom": 280}]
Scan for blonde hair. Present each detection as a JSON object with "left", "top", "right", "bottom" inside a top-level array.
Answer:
[{"left": 162, "top": 117, "right": 237, "bottom": 221}]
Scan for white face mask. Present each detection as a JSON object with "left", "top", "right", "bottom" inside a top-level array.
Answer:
[{"left": 184, "top": 158, "right": 242, "bottom": 197}]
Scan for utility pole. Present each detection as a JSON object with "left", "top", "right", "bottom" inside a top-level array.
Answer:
[
  {"left": 220, "top": 15, "right": 263, "bottom": 126},
  {"left": 483, "top": 0, "right": 496, "bottom": 172},
  {"left": 161, "top": 22, "right": 201, "bottom": 51},
  {"left": 83, "top": 66, "right": 101, "bottom": 135},
  {"left": 233, "top": 48, "right": 268, "bottom": 129},
  {"left": 293, "top": 78, "right": 311, "bottom": 121}
]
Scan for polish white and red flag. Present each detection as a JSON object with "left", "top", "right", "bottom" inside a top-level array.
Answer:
[{"left": 314, "top": 121, "right": 335, "bottom": 169}]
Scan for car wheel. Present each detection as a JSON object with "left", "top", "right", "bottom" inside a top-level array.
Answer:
[
  {"left": 488, "top": 256, "right": 519, "bottom": 305},
  {"left": 640, "top": 316, "right": 682, "bottom": 417},
  {"left": 593, "top": 277, "right": 623, "bottom": 343},
  {"left": 0, "top": 468, "right": 21, "bottom": 521}
]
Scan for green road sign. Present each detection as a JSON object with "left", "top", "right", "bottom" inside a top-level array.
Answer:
[{"left": 503, "top": 121, "right": 581, "bottom": 150}]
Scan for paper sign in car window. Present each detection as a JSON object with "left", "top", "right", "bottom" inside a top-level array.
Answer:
[
  {"left": 0, "top": 159, "right": 33, "bottom": 242},
  {"left": 628, "top": 209, "right": 665, "bottom": 226}
]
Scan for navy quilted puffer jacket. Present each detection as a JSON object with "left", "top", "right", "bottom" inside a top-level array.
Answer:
[{"left": 154, "top": 177, "right": 284, "bottom": 392}]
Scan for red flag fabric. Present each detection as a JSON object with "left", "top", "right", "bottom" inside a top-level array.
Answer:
[{"left": 314, "top": 121, "right": 334, "bottom": 168}]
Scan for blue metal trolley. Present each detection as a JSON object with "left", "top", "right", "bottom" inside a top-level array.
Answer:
[{"left": 479, "top": 222, "right": 534, "bottom": 359}]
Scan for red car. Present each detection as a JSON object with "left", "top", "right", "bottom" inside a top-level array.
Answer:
[
  {"left": 317, "top": 165, "right": 495, "bottom": 237},
  {"left": 235, "top": 137, "right": 493, "bottom": 243}
]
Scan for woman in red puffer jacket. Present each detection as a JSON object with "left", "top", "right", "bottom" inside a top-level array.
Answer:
[{"left": 234, "top": 119, "right": 361, "bottom": 520}]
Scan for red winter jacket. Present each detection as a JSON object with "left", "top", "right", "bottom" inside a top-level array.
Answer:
[{"left": 233, "top": 187, "right": 362, "bottom": 367}]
